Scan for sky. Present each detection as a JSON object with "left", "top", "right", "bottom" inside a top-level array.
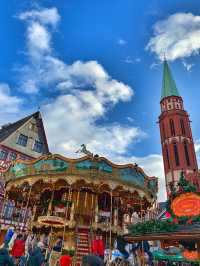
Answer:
[{"left": 1, "top": 0, "right": 200, "bottom": 201}]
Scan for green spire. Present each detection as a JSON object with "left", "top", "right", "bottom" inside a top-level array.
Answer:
[{"left": 161, "top": 60, "right": 180, "bottom": 100}]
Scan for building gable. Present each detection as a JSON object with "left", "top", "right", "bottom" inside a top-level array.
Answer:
[{"left": 0, "top": 112, "right": 49, "bottom": 159}]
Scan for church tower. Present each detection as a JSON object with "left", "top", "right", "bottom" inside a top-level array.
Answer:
[{"left": 159, "top": 60, "right": 198, "bottom": 195}]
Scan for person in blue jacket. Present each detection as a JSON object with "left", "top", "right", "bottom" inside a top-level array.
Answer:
[{"left": 0, "top": 244, "right": 15, "bottom": 266}]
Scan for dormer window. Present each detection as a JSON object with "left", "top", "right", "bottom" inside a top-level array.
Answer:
[
  {"left": 33, "top": 140, "right": 43, "bottom": 153},
  {"left": 17, "top": 134, "right": 28, "bottom": 147}
]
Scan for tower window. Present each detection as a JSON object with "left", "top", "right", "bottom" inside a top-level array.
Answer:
[
  {"left": 17, "top": 134, "right": 28, "bottom": 147},
  {"left": 184, "top": 141, "right": 190, "bottom": 166},
  {"left": 165, "top": 146, "right": 170, "bottom": 169},
  {"left": 170, "top": 119, "right": 175, "bottom": 136},
  {"left": 173, "top": 143, "right": 180, "bottom": 166},
  {"left": 180, "top": 119, "right": 186, "bottom": 135}
]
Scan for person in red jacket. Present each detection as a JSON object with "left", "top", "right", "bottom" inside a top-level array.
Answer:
[
  {"left": 11, "top": 234, "right": 25, "bottom": 264},
  {"left": 91, "top": 238, "right": 98, "bottom": 255},
  {"left": 97, "top": 235, "right": 105, "bottom": 259},
  {"left": 59, "top": 255, "right": 72, "bottom": 266}
]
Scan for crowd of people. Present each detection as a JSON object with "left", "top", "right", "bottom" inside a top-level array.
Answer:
[
  {"left": 0, "top": 226, "right": 159, "bottom": 266},
  {"left": 0, "top": 227, "right": 106, "bottom": 266},
  {"left": 0, "top": 227, "right": 72, "bottom": 266}
]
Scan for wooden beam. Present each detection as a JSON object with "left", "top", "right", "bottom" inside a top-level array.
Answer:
[{"left": 125, "top": 230, "right": 200, "bottom": 242}]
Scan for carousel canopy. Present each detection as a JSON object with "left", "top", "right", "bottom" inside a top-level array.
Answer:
[{"left": 5, "top": 154, "right": 158, "bottom": 200}]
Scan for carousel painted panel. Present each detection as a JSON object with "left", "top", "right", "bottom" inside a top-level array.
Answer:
[
  {"left": 8, "top": 158, "right": 69, "bottom": 179},
  {"left": 99, "top": 160, "right": 112, "bottom": 173},
  {"left": 147, "top": 178, "right": 158, "bottom": 194},
  {"left": 33, "top": 158, "right": 68, "bottom": 173},
  {"left": 75, "top": 159, "right": 92, "bottom": 170},
  {"left": 75, "top": 159, "right": 112, "bottom": 173},
  {"left": 119, "top": 167, "right": 145, "bottom": 187}
]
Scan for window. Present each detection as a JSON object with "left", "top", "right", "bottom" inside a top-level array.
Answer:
[
  {"left": 0, "top": 150, "right": 8, "bottom": 160},
  {"left": 165, "top": 146, "right": 170, "bottom": 169},
  {"left": 180, "top": 119, "right": 186, "bottom": 135},
  {"left": 17, "top": 134, "right": 28, "bottom": 147},
  {"left": 170, "top": 119, "right": 175, "bottom": 136},
  {"left": 9, "top": 152, "right": 17, "bottom": 161},
  {"left": 173, "top": 143, "right": 180, "bottom": 166},
  {"left": 33, "top": 140, "right": 43, "bottom": 153},
  {"left": 168, "top": 105, "right": 171, "bottom": 109},
  {"left": 184, "top": 141, "right": 190, "bottom": 166}
]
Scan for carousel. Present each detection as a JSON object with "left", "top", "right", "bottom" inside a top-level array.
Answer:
[{"left": 1, "top": 148, "right": 158, "bottom": 264}]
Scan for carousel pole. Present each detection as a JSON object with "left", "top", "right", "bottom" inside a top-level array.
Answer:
[
  {"left": 46, "top": 186, "right": 56, "bottom": 262},
  {"left": 109, "top": 190, "right": 113, "bottom": 262},
  {"left": 61, "top": 185, "right": 72, "bottom": 253},
  {"left": 140, "top": 198, "right": 145, "bottom": 266},
  {"left": 22, "top": 184, "right": 32, "bottom": 226}
]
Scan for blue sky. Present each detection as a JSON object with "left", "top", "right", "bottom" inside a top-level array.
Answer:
[{"left": 1, "top": 0, "right": 200, "bottom": 201}]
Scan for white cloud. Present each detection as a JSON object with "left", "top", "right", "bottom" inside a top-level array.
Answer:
[
  {"left": 118, "top": 38, "right": 127, "bottom": 46},
  {"left": 27, "top": 22, "right": 51, "bottom": 55},
  {"left": 19, "top": 8, "right": 142, "bottom": 161},
  {"left": 182, "top": 60, "right": 194, "bottom": 72},
  {"left": 0, "top": 83, "right": 22, "bottom": 113},
  {"left": 42, "top": 94, "right": 143, "bottom": 157},
  {"left": 19, "top": 7, "right": 60, "bottom": 27},
  {"left": 146, "top": 13, "right": 200, "bottom": 61}
]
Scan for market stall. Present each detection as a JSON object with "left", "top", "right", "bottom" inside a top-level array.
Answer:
[{"left": 126, "top": 172, "right": 200, "bottom": 266}]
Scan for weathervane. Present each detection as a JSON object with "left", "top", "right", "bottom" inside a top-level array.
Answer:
[{"left": 76, "top": 144, "right": 93, "bottom": 157}]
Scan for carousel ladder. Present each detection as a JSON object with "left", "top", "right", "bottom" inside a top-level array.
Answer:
[{"left": 75, "top": 227, "right": 90, "bottom": 266}]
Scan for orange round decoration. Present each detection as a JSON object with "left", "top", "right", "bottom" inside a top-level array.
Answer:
[
  {"left": 183, "top": 250, "right": 198, "bottom": 260},
  {"left": 171, "top": 192, "right": 200, "bottom": 217}
]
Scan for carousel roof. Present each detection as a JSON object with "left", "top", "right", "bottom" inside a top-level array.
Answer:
[{"left": 5, "top": 154, "right": 158, "bottom": 200}]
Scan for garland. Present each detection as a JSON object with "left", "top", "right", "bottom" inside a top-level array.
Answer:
[{"left": 128, "top": 219, "right": 178, "bottom": 235}]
